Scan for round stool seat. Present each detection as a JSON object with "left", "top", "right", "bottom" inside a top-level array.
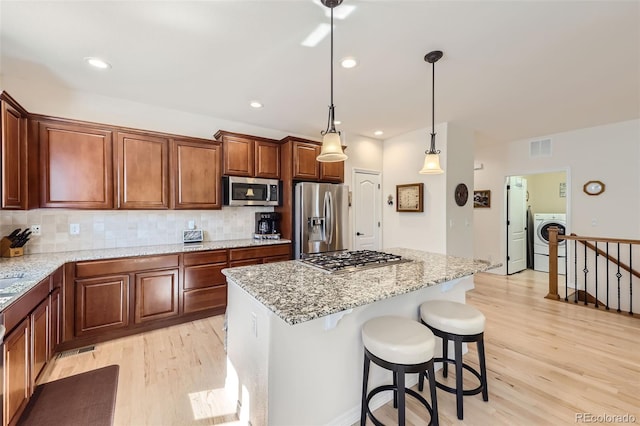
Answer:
[
  {"left": 420, "top": 300, "right": 485, "bottom": 335},
  {"left": 362, "top": 316, "right": 435, "bottom": 365}
]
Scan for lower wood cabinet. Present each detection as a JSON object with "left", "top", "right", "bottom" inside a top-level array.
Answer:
[
  {"left": 134, "top": 269, "right": 179, "bottom": 323},
  {"left": 49, "top": 287, "right": 60, "bottom": 358},
  {"left": 30, "top": 299, "right": 49, "bottom": 383},
  {"left": 3, "top": 318, "right": 29, "bottom": 426},
  {"left": 74, "top": 275, "right": 130, "bottom": 337},
  {"left": 183, "top": 250, "right": 227, "bottom": 314}
]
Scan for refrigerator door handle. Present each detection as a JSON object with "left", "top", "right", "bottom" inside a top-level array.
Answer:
[{"left": 324, "top": 191, "right": 333, "bottom": 244}]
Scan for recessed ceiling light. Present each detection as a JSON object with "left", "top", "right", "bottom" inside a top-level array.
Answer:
[
  {"left": 249, "top": 101, "right": 263, "bottom": 109},
  {"left": 374, "top": 130, "right": 384, "bottom": 136},
  {"left": 333, "top": 120, "right": 341, "bottom": 125},
  {"left": 84, "top": 57, "right": 111, "bottom": 69},
  {"left": 340, "top": 57, "right": 357, "bottom": 69}
]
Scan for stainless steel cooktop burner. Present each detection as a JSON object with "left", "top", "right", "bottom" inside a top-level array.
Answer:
[{"left": 299, "top": 250, "right": 410, "bottom": 273}]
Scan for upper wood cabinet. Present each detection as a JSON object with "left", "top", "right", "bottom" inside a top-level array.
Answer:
[
  {"left": 171, "top": 138, "right": 222, "bottom": 209},
  {"left": 215, "top": 130, "right": 280, "bottom": 179},
  {"left": 116, "top": 131, "right": 169, "bottom": 209},
  {"left": 281, "top": 137, "right": 344, "bottom": 183},
  {"left": 39, "top": 120, "right": 114, "bottom": 208},
  {"left": 1, "top": 92, "right": 28, "bottom": 209}
]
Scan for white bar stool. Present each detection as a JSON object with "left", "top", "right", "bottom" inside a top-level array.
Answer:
[
  {"left": 418, "top": 300, "right": 488, "bottom": 420},
  {"left": 361, "top": 316, "right": 439, "bottom": 426}
]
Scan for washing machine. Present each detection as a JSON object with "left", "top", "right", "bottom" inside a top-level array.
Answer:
[{"left": 534, "top": 213, "right": 567, "bottom": 274}]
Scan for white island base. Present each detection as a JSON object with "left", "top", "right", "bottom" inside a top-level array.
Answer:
[{"left": 225, "top": 276, "right": 474, "bottom": 426}]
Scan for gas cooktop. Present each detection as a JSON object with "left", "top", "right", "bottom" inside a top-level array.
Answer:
[{"left": 299, "top": 250, "right": 411, "bottom": 273}]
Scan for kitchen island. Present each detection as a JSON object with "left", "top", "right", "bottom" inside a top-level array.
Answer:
[{"left": 222, "top": 248, "right": 496, "bottom": 426}]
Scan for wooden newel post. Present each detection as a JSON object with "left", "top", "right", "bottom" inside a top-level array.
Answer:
[{"left": 545, "top": 226, "right": 560, "bottom": 300}]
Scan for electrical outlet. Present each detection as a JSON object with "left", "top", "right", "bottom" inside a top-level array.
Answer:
[
  {"left": 188, "top": 220, "right": 195, "bottom": 230},
  {"left": 30, "top": 225, "right": 41, "bottom": 236},
  {"left": 69, "top": 223, "right": 80, "bottom": 235}
]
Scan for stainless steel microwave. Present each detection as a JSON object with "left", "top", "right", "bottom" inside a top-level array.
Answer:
[{"left": 223, "top": 176, "right": 280, "bottom": 206}]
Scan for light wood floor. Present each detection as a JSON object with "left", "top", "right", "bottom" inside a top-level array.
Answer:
[{"left": 39, "top": 270, "right": 640, "bottom": 425}]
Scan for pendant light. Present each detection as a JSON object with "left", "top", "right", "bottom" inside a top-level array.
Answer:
[
  {"left": 419, "top": 50, "right": 444, "bottom": 175},
  {"left": 317, "top": 0, "right": 348, "bottom": 163}
]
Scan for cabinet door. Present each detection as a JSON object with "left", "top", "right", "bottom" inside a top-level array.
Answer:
[
  {"left": 50, "top": 287, "right": 61, "bottom": 357},
  {"left": 223, "top": 135, "right": 254, "bottom": 177},
  {"left": 75, "top": 275, "right": 129, "bottom": 337},
  {"left": 134, "top": 269, "right": 179, "bottom": 323},
  {"left": 172, "top": 139, "right": 221, "bottom": 209},
  {"left": 117, "top": 132, "right": 169, "bottom": 209},
  {"left": 293, "top": 142, "right": 320, "bottom": 180},
  {"left": 1, "top": 99, "right": 27, "bottom": 209},
  {"left": 3, "top": 318, "right": 30, "bottom": 426},
  {"left": 254, "top": 140, "right": 280, "bottom": 179},
  {"left": 40, "top": 121, "right": 114, "bottom": 208},
  {"left": 320, "top": 161, "right": 344, "bottom": 183},
  {"left": 31, "top": 298, "right": 50, "bottom": 384}
]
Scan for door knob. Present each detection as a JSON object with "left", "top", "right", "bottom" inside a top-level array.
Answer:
[{"left": 356, "top": 232, "right": 363, "bottom": 236}]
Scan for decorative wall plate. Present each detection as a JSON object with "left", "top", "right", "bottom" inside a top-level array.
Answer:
[
  {"left": 454, "top": 183, "right": 469, "bottom": 206},
  {"left": 583, "top": 180, "right": 605, "bottom": 196}
]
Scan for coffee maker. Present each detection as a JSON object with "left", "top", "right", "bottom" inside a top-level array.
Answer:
[{"left": 254, "top": 212, "right": 280, "bottom": 239}]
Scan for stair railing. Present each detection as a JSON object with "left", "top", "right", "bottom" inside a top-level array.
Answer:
[{"left": 546, "top": 227, "right": 640, "bottom": 316}]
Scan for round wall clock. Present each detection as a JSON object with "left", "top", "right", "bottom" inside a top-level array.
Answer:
[{"left": 454, "top": 183, "right": 469, "bottom": 206}]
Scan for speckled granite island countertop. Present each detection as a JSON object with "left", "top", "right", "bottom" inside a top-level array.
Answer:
[
  {"left": 0, "top": 238, "right": 290, "bottom": 311},
  {"left": 222, "top": 248, "right": 497, "bottom": 325}
]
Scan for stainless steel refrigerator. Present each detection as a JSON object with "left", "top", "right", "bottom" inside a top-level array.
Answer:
[{"left": 294, "top": 182, "right": 349, "bottom": 259}]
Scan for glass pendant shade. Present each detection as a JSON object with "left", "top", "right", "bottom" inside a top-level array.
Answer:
[
  {"left": 419, "top": 152, "right": 444, "bottom": 174},
  {"left": 317, "top": 131, "right": 347, "bottom": 162}
]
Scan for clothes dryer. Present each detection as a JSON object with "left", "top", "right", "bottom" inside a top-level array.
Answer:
[{"left": 533, "top": 213, "right": 566, "bottom": 274}]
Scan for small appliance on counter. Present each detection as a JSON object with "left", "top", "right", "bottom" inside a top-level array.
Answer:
[
  {"left": 183, "top": 229, "right": 204, "bottom": 244},
  {"left": 254, "top": 212, "right": 281, "bottom": 240},
  {"left": 1, "top": 228, "right": 31, "bottom": 258}
]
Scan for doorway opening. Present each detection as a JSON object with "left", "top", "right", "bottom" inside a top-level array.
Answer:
[{"left": 506, "top": 170, "right": 568, "bottom": 275}]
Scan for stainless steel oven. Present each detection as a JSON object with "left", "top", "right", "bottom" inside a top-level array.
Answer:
[{"left": 223, "top": 176, "right": 280, "bottom": 206}]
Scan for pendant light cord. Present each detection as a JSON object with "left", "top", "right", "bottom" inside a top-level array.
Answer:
[
  {"left": 428, "top": 56, "right": 439, "bottom": 154},
  {"left": 324, "top": 6, "right": 337, "bottom": 135}
]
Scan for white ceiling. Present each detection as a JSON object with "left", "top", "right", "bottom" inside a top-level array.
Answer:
[{"left": 1, "top": 1, "right": 638, "bottom": 143}]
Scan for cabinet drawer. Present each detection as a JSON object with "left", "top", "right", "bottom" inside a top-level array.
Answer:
[
  {"left": 183, "top": 286, "right": 226, "bottom": 314},
  {"left": 229, "top": 244, "right": 291, "bottom": 261},
  {"left": 263, "top": 254, "right": 291, "bottom": 264},
  {"left": 76, "top": 254, "right": 179, "bottom": 278},
  {"left": 183, "top": 250, "right": 227, "bottom": 267},
  {"left": 184, "top": 264, "right": 226, "bottom": 290}
]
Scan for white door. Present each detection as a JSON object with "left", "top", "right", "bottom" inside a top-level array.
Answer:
[
  {"left": 507, "top": 176, "right": 527, "bottom": 274},
  {"left": 353, "top": 170, "right": 381, "bottom": 250}
]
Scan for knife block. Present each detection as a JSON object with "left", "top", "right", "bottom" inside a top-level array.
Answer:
[{"left": 1, "top": 237, "right": 23, "bottom": 258}]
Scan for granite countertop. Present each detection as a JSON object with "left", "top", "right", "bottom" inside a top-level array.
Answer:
[
  {"left": 222, "top": 248, "right": 498, "bottom": 325},
  {"left": 0, "top": 238, "right": 291, "bottom": 311}
]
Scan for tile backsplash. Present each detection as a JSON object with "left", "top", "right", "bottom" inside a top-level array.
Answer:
[{"left": 0, "top": 207, "right": 274, "bottom": 254}]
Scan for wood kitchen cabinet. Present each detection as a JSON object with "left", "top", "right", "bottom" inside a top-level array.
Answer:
[
  {"left": 74, "top": 275, "right": 130, "bottom": 337},
  {"left": 39, "top": 119, "right": 114, "bottom": 208},
  {"left": 117, "top": 131, "right": 169, "bottom": 209},
  {"left": 215, "top": 130, "right": 280, "bottom": 179},
  {"left": 134, "top": 269, "right": 179, "bottom": 323},
  {"left": 171, "top": 138, "right": 222, "bottom": 209},
  {"left": 2, "top": 273, "right": 55, "bottom": 426},
  {"left": 281, "top": 137, "right": 344, "bottom": 183},
  {"left": 0, "top": 92, "right": 28, "bottom": 210},
  {"left": 3, "top": 318, "right": 29, "bottom": 426},
  {"left": 228, "top": 243, "right": 292, "bottom": 267},
  {"left": 183, "top": 250, "right": 228, "bottom": 314}
]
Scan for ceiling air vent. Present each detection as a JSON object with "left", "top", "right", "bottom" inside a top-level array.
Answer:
[{"left": 529, "top": 138, "right": 552, "bottom": 158}]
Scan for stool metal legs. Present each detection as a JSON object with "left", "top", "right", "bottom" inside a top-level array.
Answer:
[{"left": 361, "top": 349, "right": 439, "bottom": 426}]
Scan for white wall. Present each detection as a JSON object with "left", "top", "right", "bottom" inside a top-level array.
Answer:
[
  {"left": 382, "top": 124, "right": 447, "bottom": 252},
  {"left": 445, "top": 124, "right": 475, "bottom": 258},
  {"left": 474, "top": 119, "right": 640, "bottom": 274}
]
